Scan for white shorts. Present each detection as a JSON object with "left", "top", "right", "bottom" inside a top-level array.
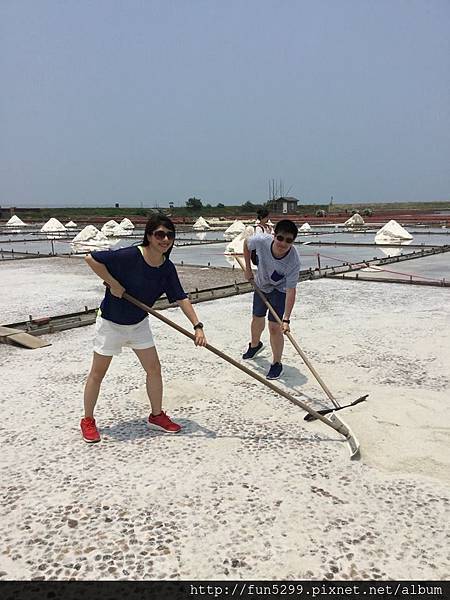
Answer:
[{"left": 93, "top": 316, "right": 155, "bottom": 356}]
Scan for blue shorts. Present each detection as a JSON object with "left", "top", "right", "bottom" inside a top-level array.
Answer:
[{"left": 252, "top": 289, "right": 286, "bottom": 322}]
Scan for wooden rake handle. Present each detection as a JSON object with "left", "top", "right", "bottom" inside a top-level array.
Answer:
[{"left": 104, "top": 283, "right": 353, "bottom": 440}]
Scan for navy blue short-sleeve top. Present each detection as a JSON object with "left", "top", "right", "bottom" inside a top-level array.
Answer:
[{"left": 91, "top": 245, "right": 187, "bottom": 325}]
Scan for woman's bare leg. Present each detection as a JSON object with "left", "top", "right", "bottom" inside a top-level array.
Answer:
[
  {"left": 133, "top": 347, "right": 163, "bottom": 415},
  {"left": 83, "top": 352, "right": 113, "bottom": 418}
]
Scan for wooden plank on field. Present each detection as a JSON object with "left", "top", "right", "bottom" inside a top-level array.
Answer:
[{"left": 0, "top": 326, "right": 51, "bottom": 349}]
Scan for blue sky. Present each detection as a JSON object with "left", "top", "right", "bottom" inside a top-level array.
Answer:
[{"left": 1, "top": 0, "right": 449, "bottom": 207}]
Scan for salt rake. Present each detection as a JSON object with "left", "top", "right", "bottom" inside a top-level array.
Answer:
[
  {"left": 232, "top": 255, "right": 368, "bottom": 422},
  {"left": 115, "top": 288, "right": 360, "bottom": 459}
]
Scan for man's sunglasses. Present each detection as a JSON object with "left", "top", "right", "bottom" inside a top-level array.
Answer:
[
  {"left": 275, "top": 234, "right": 294, "bottom": 244},
  {"left": 152, "top": 230, "right": 175, "bottom": 240}
]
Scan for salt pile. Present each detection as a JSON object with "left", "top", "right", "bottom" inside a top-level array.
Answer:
[
  {"left": 375, "top": 220, "right": 413, "bottom": 244},
  {"left": 344, "top": 213, "right": 365, "bottom": 227},
  {"left": 120, "top": 218, "right": 134, "bottom": 230},
  {"left": 71, "top": 225, "right": 111, "bottom": 250},
  {"left": 93, "top": 231, "right": 109, "bottom": 246},
  {"left": 224, "top": 226, "right": 255, "bottom": 267},
  {"left": 6, "top": 215, "right": 27, "bottom": 227},
  {"left": 299, "top": 222, "right": 311, "bottom": 232},
  {"left": 193, "top": 217, "right": 210, "bottom": 231},
  {"left": 101, "top": 220, "right": 120, "bottom": 236},
  {"left": 40, "top": 218, "right": 66, "bottom": 233},
  {"left": 40, "top": 217, "right": 67, "bottom": 239},
  {"left": 65, "top": 221, "right": 77, "bottom": 228},
  {"left": 223, "top": 220, "right": 246, "bottom": 241},
  {"left": 72, "top": 225, "right": 100, "bottom": 243},
  {"left": 111, "top": 224, "right": 130, "bottom": 237}
]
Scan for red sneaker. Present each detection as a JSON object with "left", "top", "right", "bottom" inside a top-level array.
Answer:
[
  {"left": 148, "top": 411, "right": 181, "bottom": 433},
  {"left": 80, "top": 417, "right": 101, "bottom": 443}
]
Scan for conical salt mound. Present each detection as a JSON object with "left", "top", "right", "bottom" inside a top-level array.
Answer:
[
  {"left": 375, "top": 220, "right": 413, "bottom": 243},
  {"left": 40, "top": 218, "right": 66, "bottom": 232},
  {"left": 92, "top": 230, "right": 110, "bottom": 246},
  {"left": 71, "top": 226, "right": 111, "bottom": 250},
  {"left": 224, "top": 220, "right": 246, "bottom": 240},
  {"left": 193, "top": 216, "right": 210, "bottom": 230},
  {"left": 101, "top": 220, "right": 120, "bottom": 236},
  {"left": 299, "top": 222, "right": 311, "bottom": 231},
  {"left": 225, "top": 232, "right": 246, "bottom": 256},
  {"left": 6, "top": 215, "right": 26, "bottom": 226},
  {"left": 72, "top": 225, "right": 100, "bottom": 243},
  {"left": 344, "top": 214, "right": 365, "bottom": 227},
  {"left": 111, "top": 224, "right": 130, "bottom": 237},
  {"left": 224, "top": 220, "right": 245, "bottom": 234},
  {"left": 224, "top": 227, "right": 256, "bottom": 267},
  {"left": 120, "top": 218, "right": 134, "bottom": 229},
  {"left": 65, "top": 221, "right": 77, "bottom": 228}
]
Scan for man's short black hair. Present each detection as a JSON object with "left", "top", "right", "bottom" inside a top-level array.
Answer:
[
  {"left": 274, "top": 219, "right": 298, "bottom": 239},
  {"left": 257, "top": 208, "right": 269, "bottom": 220}
]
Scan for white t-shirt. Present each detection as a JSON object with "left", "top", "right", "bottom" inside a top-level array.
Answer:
[
  {"left": 247, "top": 234, "right": 301, "bottom": 293},
  {"left": 254, "top": 221, "right": 274, "bottom": 235}
]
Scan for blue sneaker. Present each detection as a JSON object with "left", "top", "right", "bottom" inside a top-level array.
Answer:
[
  {"left": 266, "top": 362, "right": 283, "bottom": 380},
  {"left": 242, "top": 341, "right": 263, "bottom": 359}
]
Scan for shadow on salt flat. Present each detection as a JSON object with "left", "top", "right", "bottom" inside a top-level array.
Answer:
[
  {"left": 100, "top": 418, "right": 217, "bottom": 441},
  {"left": 99, "top": 417, "right": 340, "bottom": 445},
  {"left": 241, "top": 357, "right": 309, "bottom": 387}
]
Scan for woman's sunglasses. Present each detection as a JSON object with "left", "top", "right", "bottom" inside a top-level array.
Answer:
[
  {"left": 152, "top": 230, "right": 175, "bottom": 240},
  {"left": 275, "top": 234, "right": 294, "bottom": 244}
]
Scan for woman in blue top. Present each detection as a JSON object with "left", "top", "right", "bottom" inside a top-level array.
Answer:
[{"left": 80, "top": 214, "right": 207, "bottom": 443}]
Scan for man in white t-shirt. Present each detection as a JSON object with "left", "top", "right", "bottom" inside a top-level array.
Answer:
[{"left": 242, "top": 219, "right": 300, "bottom": 380}]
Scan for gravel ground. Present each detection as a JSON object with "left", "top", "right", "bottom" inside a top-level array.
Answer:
[{"left": 1, "top": 264, "right": 449, "bottom": 581}]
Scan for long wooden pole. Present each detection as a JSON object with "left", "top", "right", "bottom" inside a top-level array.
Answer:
[{"left": 118, "top": 289, "right": 360, "bottom": 458}]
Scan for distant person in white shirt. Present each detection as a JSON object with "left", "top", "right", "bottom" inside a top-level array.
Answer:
[
  {"left": 254, "top": 208, "right": 274, "bottom": 235},
  {"left": 242, "top": 219, "right": 300, "bottom": 380},
  {"left": 251, "top": 208, "right": 274, "bottom": 266}
]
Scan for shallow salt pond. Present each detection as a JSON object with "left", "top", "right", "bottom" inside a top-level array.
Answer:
[{"left": 1, "top": 227, "right": 448, "bottom": 279}]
